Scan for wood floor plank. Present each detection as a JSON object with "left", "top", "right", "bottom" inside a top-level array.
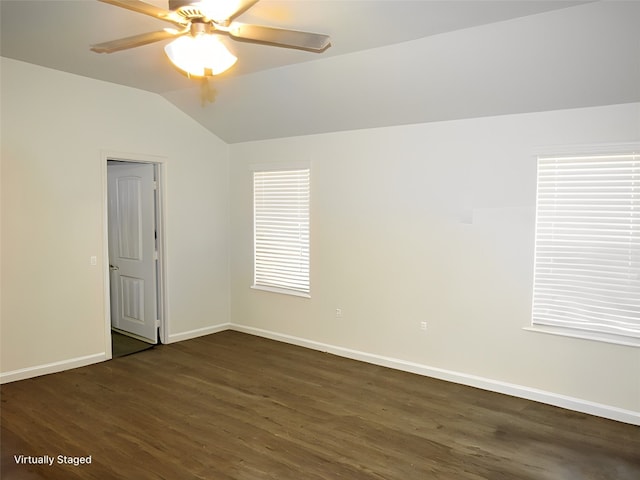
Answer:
[{"left": 2, "top": 331, "right": 639, "bottom": 479}]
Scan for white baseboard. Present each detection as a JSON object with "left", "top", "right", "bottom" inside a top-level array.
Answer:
[
  {"left": 230, "top": 324, "right": 640, "bottom": 426},
  {"left": 0, "top": 353, "right": 107, "bottom": 384},
  {"left": 1, "top": 323, "right": 231, "bottom": 383},
  {"left": 4, "top": 324, "right": 638, "bottom": 426},
  {"left": 167, "top": 323, "right": 231, "bottom": 343}
]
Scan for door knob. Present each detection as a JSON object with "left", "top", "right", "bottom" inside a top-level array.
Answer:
[{"left": 109, "top": 264, "right": 119, "bottom": 271}]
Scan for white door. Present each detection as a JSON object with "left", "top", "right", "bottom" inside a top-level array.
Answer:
[{"left": 107, "top": 162, "right": 157, "bottom": 343}]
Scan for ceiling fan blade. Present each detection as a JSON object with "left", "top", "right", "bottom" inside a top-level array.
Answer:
[
  {"left": 224, "top": 0, "right": 260, "bottom": 23},
  {"left": 97, "top": 0, "right": 186, "bottom": 26},
  {"left": 225, "top": 23, "right": 330, "bottom": 51},
  {"left": 91, "top": 30, "right": 181, "bottom": 53}
]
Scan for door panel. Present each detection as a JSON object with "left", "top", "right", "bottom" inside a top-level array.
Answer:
[
  {"left": 120, "top": 275, "right": 144, "bottom": 323},
  {"left": 115, "top": 176, "right": 143, "bottom": 260},
  {"left": 108, "top": 162, "right": 157, "bottom": 344}
]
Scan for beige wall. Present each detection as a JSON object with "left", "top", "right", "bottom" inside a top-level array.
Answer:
[
  {"left": 1, "top": 58, "right": 230, "bottom": 378},
  {"left": 229, "top": 103, "right": 640, "bottom": 418}
]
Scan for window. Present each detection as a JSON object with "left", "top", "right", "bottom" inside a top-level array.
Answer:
[
  {"left": 253, "top": 168, "right": 310, "bottom": 297},
  {"left": 531, "top": 150, "right": 640, "bottom": 344}
]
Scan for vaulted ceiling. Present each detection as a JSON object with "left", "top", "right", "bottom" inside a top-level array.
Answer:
[{"left": 2, "top": 1, "right": 639, "bottom": 143}]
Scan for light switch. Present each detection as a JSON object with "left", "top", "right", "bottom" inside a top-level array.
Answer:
[{"left": 90, "top": 256, "right": 97, "bottom": 266}]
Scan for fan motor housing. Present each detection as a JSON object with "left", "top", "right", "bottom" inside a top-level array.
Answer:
[{"left": 168, "top": 0, "right": 210, "bottom": 23}]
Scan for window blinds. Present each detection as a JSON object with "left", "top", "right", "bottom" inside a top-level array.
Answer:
[
  {"left": 532, "top": 153, "right": 640, "bottom": 339},
  {"left": 253, "top": 169, "right": 310, "bottom": 295}
]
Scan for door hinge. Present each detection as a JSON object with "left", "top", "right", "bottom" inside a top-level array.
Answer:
[
  {"left": 153, "top": 181, "right": 158, "bottom": 190},
  {"left": 154, "top": 250, "right": 159, "bottom": 261},
  {"left": 155, "top": 319, "right": 160, "bottom": 327}
]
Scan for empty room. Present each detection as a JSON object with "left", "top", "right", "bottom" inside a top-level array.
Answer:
[{"left": 1, "top": 1, "right": 639, "bottom": 479}]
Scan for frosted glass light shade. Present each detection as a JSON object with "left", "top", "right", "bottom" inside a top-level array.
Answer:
[{"left": 164, "top": 35, "right": 237, "bottom": 76}]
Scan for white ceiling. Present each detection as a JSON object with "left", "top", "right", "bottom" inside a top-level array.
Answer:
[{"left": 2, "top": 1, "right": 639, "bottom": 143}]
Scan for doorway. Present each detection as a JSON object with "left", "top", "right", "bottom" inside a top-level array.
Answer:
[{"left": 104, "top": 156, "right": 166, "bottom": 357}]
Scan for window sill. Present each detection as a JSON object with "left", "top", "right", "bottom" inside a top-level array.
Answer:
[
  {"left": 524, "top": 325, "right": 640, "bottom": 348},
  {"left": 251, "top": 285, "right": 311, "bottom": 299}
]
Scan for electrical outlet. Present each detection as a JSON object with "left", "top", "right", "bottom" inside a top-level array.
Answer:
[
  {"left": 420, "top": 321, "right": 427, "bottom": 331},
  {"left": 335, "top": 308, "right": 343, "bottom": 318}
]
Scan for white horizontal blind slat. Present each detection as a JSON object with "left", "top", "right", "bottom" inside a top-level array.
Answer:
[
  {"left": 254, "top": 169, "right": 310, "bottom": 295},
  {"left": 532, "top": 153, "right": 640, "bottom": 339}
]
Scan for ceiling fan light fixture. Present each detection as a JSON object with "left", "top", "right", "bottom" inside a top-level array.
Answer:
[{"left": 164, "top": 34, "right": 237, "bottom": 76}]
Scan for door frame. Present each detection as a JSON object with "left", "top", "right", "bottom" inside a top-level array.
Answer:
[{"left": 101, "top": 150, "right": 168, "bottom": 359}]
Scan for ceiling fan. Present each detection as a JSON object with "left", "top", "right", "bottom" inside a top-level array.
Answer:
[{"left": 91, "top": 0, "right": 331, "bottom": 77}]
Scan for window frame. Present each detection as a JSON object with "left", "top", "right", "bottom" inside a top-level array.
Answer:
[
  {"left": 528, "top": 144, "right": 640, "bottom": 347},
  {"left": 251, "top": 162, "right": 311, "bottom": 298}
]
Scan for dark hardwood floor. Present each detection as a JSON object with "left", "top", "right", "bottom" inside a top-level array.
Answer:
[{"left": 1, "top": 331, "right": 638, "bottom": 479}]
